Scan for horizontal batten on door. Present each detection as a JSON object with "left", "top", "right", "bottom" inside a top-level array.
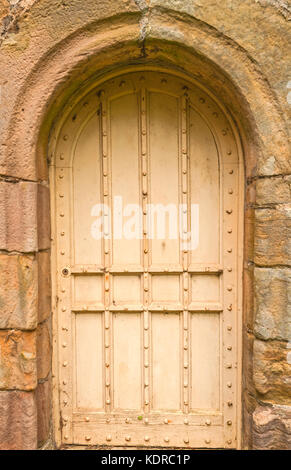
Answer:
[
  {"left": 70, "top": 265, "right": 145, "bottom": 274},
  {"left": 72, "top": 422, "right": 225, "bottom": 447},
  {"left": 69, "top": 264, "right": 223, "bottom": 274},
  {"left": 72, "top": 411, "right": 223, "bottom": 426},
  {"left": 72, "top": 305, "right": 105, "bottom": 313},
  {"left": 110, "top": 305, "right": 144, "bottom": 312},
  {"left": 148, "top": 303, "right": 184, "bottom": 312},
  {"left": 188, "top": 264, "right": 223, "bottom": 274},
  {"left": 188, "top": 302, "right": 223, "bottom": 312},
  {"left": 109, "top": 265, "right": 144, "bottom": 273},
  {"left": 70, "top": 266, "right": 105, "bottom": 274},
  {"left": 148, "top": 265, "right": 183, "bottom": 273},
  {"left": 71, "top": 304, "right": 222, "bottom": 313}
]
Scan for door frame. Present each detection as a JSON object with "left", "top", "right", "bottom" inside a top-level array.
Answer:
[{"left": 49, "top": 65, "right": 244, "bottom": 449}]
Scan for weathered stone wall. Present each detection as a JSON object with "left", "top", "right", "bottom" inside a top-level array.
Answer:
[{"left": 0, "top": 0, "right": 290, "bottom": 449}]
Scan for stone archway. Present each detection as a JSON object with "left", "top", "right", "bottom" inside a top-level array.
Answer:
[{"left": 0, "top": 2, "right": 290, "bottom": 450}]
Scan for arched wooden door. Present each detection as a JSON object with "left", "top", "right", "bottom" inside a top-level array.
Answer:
[{"left": 51, "top": 69, "right": 243, "bottom": 448}]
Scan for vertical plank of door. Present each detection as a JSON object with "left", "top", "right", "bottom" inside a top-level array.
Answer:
[
  {"left": 223, "top": 157, "right": 239, "bottom": 447},
  {"left": 181, "top": 93, "right": 190, "bottom": 414},
  {"left": 75, "top": 313, "right": 104, "bottom": 409},
  {"left": 148, "top": 91, "right": 180, "bottom": 266},
  {"left": 188, "top": 100, "right": 222, "bottom": 434},
  {"left": 99, "top": 91, "right": 111, "bottom": 413},
  {"left": 148, "top": 88, "right": 182, "bottom": 413},
  {"left": 141, "top": 86, "right": 150, "bottom": 414},
  {"left": 73, "top": 114, "right": 102, "bottom": 265},
  {"left": 57, "top": 166, "right": 73, "bottom": 442},
  {"left": 110, "top": 92, "right": 141, "bottom": 266},
  {"left": 189, "top": 106, "right": 220, "bottom": 266}
]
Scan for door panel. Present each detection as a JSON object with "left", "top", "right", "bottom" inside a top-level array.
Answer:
[
  {"left": 75, "top": 313, "right": 103, "bottom": 410},
  {"left": 111, "top": 93, "right": 141, "bottom": 266},
  {"left": 189, "top": 107, "right": 220, "bottom": 265},
  {"left": 112, "top": 313, "right": 142, "bottom": 411},
  {"left": 151, "top": 313, "right": 181, "bottom": 411},
  {"left": 190, "top": 313, "right": 220, "bottom": 411},
  {"left": 53, "top": 70, "right": 243, "bottom": 448},
  {"left": 190, "top": 274, "right": 220, "bottom": 303},
  {"left": 73, "top": 114, "right": 102, "bottom": 265},
  {"left": 149, "top": 92, "right": 180, "bottom": 266}
]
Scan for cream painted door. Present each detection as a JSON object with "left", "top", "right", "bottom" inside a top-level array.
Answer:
[{"left": 52, "top": 70, "right": 243, "bottom": 448}]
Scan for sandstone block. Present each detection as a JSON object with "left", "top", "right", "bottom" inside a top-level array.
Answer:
[
  {"left": 244, "top": 207, "right": 255, "bottom": 263},
  {"left": 36, "top": 320, "right": 51, "bottom": 381},
  {"left": 0, "top": 1, "right": 9, "bottom": 36},
  {"left": 37, "top": 184, "right": 51, "bottom": 250},
  {"left": 243, "top": 265, "right": 254, "bottom": 329},
  {"left": 36, "top": 379, "right": 51, "bottom": 447},
  {"left": 37, "top": 250, "right": 51, "bottom": 323},
  {"left": 256, "top": 176, "right": 291, "bottom": 206},
  {"left": 0, "top": 330, "right": 37, "bottom": 390},
  {"left": 0, "top": 390, "right": 37, "bottom": 450},
  {"left": 0, "top": 254, "right": 38, "bottom": 330},
  {"left": 254, "top": 206, "right": 291, "bottom": 266},
  {"left": 253, "top": 404, "right": 291, "bottom": 450},
  {"left": 254, "top": 267, "right": 291, "bottom": 341},
  {"left": 0, "top": 181, "right": 38, "bottom": 252},
  {"left": 253, "top": 338, "right": 291, "bottom": 404}
]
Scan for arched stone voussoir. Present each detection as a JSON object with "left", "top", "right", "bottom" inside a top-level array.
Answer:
[
  {"left": 143, "top": 7, "right": 290, "bottom": 178},
  {"left": 0, "top": 4, "right": 289, "bottom": 184}
]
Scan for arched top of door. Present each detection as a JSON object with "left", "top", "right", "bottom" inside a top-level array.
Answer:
[{"left": 50, "top": 67, "right": 242, "bottom": 171}]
